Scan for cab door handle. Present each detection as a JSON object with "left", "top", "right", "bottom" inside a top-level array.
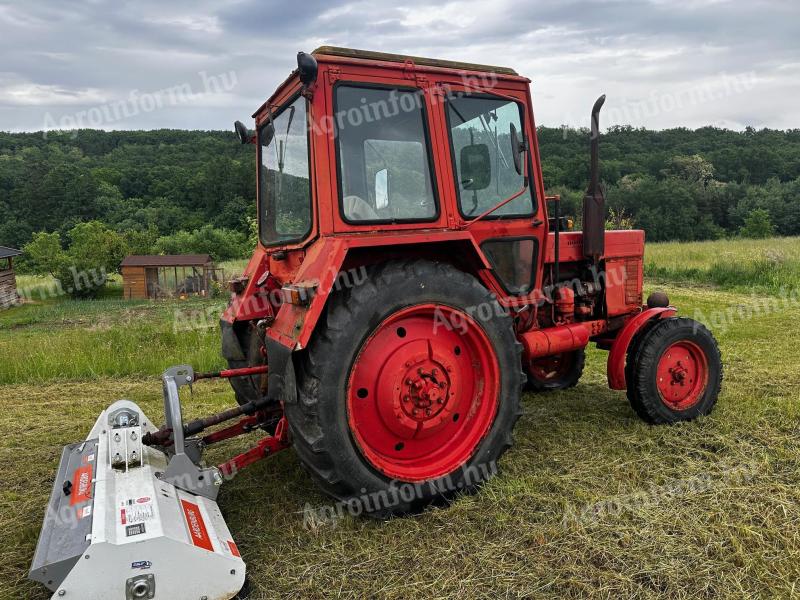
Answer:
[{"left": 532, "top": 218, "right": 544, "bottom": 227}]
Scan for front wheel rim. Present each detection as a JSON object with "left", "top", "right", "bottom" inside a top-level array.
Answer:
[
  {"left": 656, "top": 340, "right": 709, "bottom": 410},
  {"left": 347, "top": 304, "right": 500, "bottom": 482}
]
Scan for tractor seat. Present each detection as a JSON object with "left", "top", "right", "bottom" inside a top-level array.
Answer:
[{"left": 343, "top": 195, "right": 380, "bottom": 221}]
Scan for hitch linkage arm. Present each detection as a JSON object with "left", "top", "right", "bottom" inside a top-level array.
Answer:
[
  {"left": 142, "top": 364, "right": 271, "bottom": 447},
  {"left": 142, "top": 364, "right": 290, "bottom": 496}
]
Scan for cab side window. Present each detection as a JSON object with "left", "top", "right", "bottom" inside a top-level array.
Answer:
[
  {"left": 336, "top": 85, "right": 438, "bottom": 223},
  {"left": 447, "top": 95, "right": 534, "bottom": 217}
]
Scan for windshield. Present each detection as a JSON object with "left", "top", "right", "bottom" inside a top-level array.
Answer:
[{"left": 259, "top": 96, "right": 311, "bottom": 246}]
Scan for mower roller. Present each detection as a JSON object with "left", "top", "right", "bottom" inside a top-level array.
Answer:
[{"left": 30, "top": 47, "right": 723, "bottom": 598}]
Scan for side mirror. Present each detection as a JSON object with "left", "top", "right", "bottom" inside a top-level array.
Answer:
[
  {"left": 297, "top": 52, "right": 319, "bottom": 88},
  {"left": 510, "top": 123, "right": 527, "bottom": 176},
  {"left": 260, "top": 121, "right": 275, "bottom": 147},
  {"left": 234, "top": 120, "right": 252, "bottom": 145},
  {"left": 375, "top": 168, "right": 389, "bottom": 210},
  {"left": 459, "top": 143, "right": 491, "bottom": 191}
]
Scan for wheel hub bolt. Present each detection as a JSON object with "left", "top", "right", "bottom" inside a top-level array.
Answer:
[
  {"left": 401, "top": 363, "right": 452, "bottom": 420},
  {"left": 669, "top": 362, "right": 687, "bottom": 385}
]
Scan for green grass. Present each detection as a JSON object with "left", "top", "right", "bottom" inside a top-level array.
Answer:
[
  {"left": 2, "top": 237, "right": 800, "bottom": 598},
  {"left": 15, "top": 272, "right": 125, "bottom": 301},
  {"left": 0, "top": 296, "right": 227, "bottom": 384},
  {"left": 645, "top": 236, "right": 800, "bottom": 294},
  {"left": 219, "top": 257, "right": 250, "bottom": 278}
]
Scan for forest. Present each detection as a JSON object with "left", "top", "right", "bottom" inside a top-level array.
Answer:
[{"left": 1, "top": 125, "right": 799, "bottom": 264}]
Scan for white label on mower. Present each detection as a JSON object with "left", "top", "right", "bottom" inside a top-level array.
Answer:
[
  {"left": 120, "top": 501, "right": 155, "bottom": 525},
  {"left": 80, "top": 505, "right": 92, "bottom": 519}
]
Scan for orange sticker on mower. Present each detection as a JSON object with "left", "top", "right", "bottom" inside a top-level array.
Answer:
[
  {"left": 70, "top": 465, "right": 93, "bottom": 506},
  {"left": 181, "top": 500, "right": 213, "bottom": 552}
]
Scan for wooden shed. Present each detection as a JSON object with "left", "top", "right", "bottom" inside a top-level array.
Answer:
[
  {"left": 121, "top": 254, "right": 220, "bottom": 300},
  {"left": 0, "top": 246, "right": 22, "bottom": 309}
]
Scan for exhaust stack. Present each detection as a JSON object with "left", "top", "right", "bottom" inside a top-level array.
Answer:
[{"left": 582, "top": 94, "right": 606, "bottom": 263}]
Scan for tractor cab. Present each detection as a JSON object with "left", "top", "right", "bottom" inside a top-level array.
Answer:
[
  {"left": 247, "top": 47, "right": 536, "bottom": 248},
  {"left": 227, "top": 47, "right": 643, "bottom": 341}
]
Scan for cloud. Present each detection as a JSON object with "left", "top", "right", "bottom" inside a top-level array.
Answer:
[
  {"left": 0, "top": 0, "right": 797, "bottom": 131},
  {"left": 0, "top": 81, "right": 106, "bottom": 106}
]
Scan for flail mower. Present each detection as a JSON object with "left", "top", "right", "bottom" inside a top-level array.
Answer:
[{"left": 30, "top": 47, "right": 722, "bottom": 599}]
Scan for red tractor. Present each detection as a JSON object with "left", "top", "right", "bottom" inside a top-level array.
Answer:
[{"left": 221, "top": 47, "right": 723, "bottom": 516}]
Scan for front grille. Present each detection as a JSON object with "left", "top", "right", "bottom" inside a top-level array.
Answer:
[{"left": 624, "top": 258, "right": 642, "bottom": 305}]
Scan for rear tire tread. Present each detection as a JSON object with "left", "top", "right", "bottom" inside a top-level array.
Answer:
[{"left": 287, "top": 259, "right": 523, "bottom": 516}]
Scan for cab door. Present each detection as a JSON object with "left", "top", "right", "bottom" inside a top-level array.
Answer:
[{"left": 433, "top": 82, "right": 547, "bottom": 306}]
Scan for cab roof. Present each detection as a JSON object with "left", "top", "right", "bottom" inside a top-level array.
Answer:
[
  {"left": 254, "top": 47, "right": 521, "bottom": 118},
  {"left": 312, "top": 46, "right": 518, "bottom": 76}
]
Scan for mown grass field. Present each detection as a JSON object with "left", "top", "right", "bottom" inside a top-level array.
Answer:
[{"left": 1, "top": 240, "right": 799, "bottom": 599}]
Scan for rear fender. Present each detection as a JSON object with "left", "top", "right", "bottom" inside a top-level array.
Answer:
[
  {"left": 606, "top": 307, "right": 677, "bottom": 390},
  {"left": 249, "top": 238, "right": 348, "bottom": 405},
  {"left": 265, "top": 237, "right": 349, "bottom": 352},
  {"left": 266, "top": 233, "right": 492, "bottom": 353},
  {"left": 221, "top": 245, "right": 272, "bottom": 324}
]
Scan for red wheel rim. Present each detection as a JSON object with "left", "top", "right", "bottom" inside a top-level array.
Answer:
[
  {"left": 529, "top": 353, "right": 573, "bottom": 382},
  {"left": 656, "top": 340, "right": 708, "bottom": 410},
  {"left": 347, "top": 304, "right": 500, "bottom": 482}
]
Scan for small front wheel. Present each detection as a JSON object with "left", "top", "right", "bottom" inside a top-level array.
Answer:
[{"left": 627, "top": 317, "right": 722, "bottom": 424}]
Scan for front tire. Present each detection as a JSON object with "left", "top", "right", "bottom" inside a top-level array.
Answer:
[
  {"left": 285, "top": 260, "right": 524, "bottom": 517},
  {"left": 627, "top": 317, "right": 722, "bottom": 424}
]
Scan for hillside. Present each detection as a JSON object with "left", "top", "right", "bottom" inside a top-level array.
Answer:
[{"left": 1, "top": 126, "right": 799, "bottom": 250}]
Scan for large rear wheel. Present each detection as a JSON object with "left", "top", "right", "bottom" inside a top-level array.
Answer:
[{"left": 285, "top": 260, "right": 524, "bottom": 517}]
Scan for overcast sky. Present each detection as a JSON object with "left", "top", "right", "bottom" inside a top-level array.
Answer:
[{"left": 0, "top": 0, "right": 797, "bottom": 133}]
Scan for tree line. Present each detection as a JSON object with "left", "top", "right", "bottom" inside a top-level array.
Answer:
[
  {"left": 542, "top": 125, "right": 800, "bottom": 241},
  {"left": 1, "top": 125, "right": 798, "bottom": 263}
]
